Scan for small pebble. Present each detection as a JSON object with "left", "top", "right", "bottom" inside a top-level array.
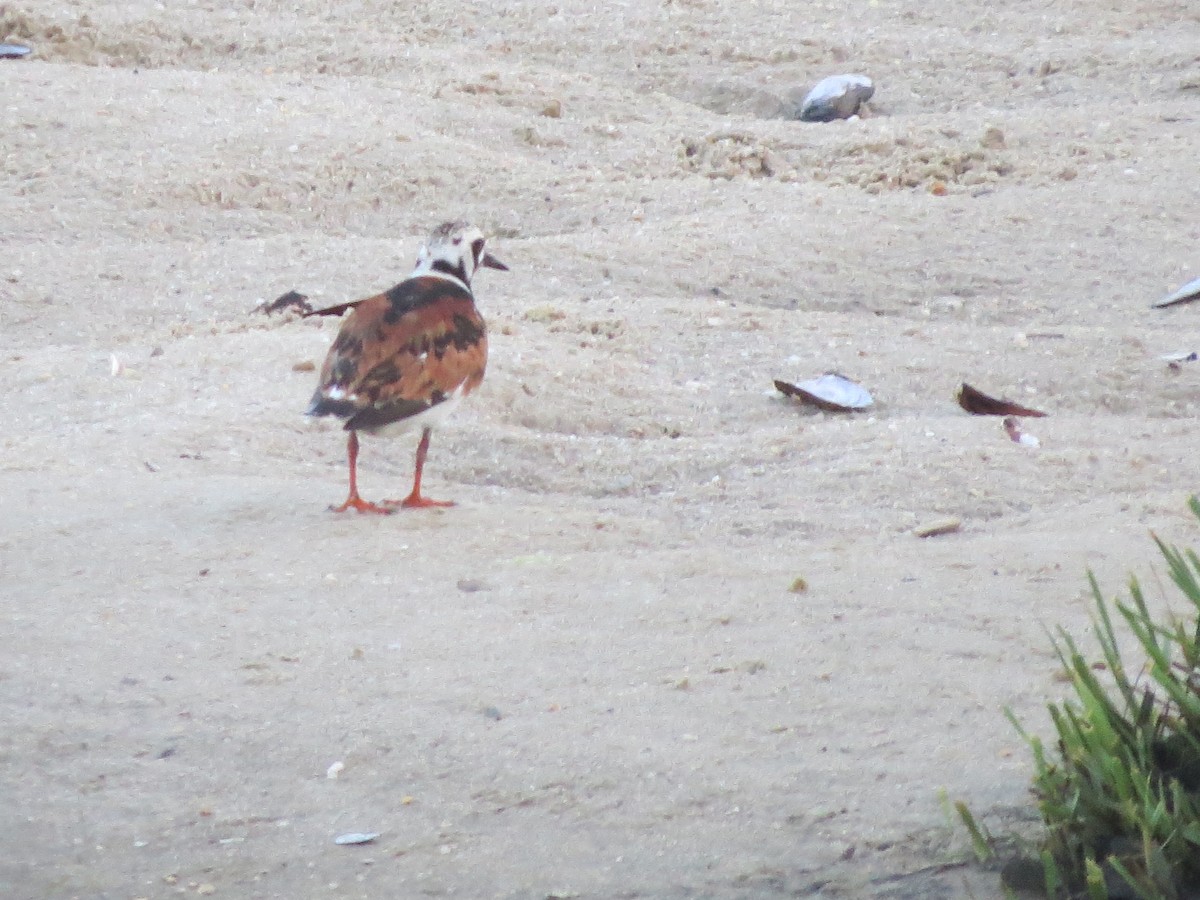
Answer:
[
  {"left": 980, "top": 126, "right": 1006, "bottom": 150},
  {"left": 326, "top": 761, "right": 344, "bottom": 780}
]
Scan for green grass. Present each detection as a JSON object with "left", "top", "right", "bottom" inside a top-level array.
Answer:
[{"left": 962, "top": 497, "right": 1200, "bottom": 899}]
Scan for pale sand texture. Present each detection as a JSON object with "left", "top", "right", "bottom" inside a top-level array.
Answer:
[{"left": 3, "top": 0, "right": 1200, "bottom": 896}]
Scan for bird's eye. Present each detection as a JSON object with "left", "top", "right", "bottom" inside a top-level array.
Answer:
[{"left": 471, "top": 238, "right": 485, "bottom": 263}]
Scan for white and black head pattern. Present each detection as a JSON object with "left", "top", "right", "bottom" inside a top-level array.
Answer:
[{"left": 412, "top": 221, "right": 508, "bottom": 292}]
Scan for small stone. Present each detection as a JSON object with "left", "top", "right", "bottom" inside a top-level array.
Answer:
[
  {"left": 540, "top": 99, "right": 562, "bottom": 118},
  {"left": 1000, "top": 856, "right": 1046, "bottom": 894},
  {"left": 482, "top": 705, "right": 502, "bottom": 721},
  {"left": 326, "top": 761, "right": 345, "bottom": 780},
  {"left": 291, "top": 360, "right": 316, "bottom": 372},
  {"left": 980, "top": 126, "right": 1006, "bottom": 150},
  {"left": 197, "top": 884, "right": 216, "bottom": 896},
  {"left": 788, "top": 577, "right": 809, "bottom": 594}
]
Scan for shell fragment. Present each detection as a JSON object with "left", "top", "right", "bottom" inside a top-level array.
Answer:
[
  {"left": 1153, "top": 276, "right": 1200, "bottom": 309},
  {"left": 775, "top": 373, "right": 873, "bottom": 411},
  {"left": 1160, "top": 350, "right": 1198, "bottom": 363},
  {"left": 797, "top": 74, "right": 874, "bottom": 122},
  {"left": 334, "top": 832, "right": 379, "bottom": 845}
]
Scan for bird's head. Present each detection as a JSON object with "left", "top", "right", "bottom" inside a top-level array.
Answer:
[{"left": 413, "top": 221, "right": 508, "bottom": 290}]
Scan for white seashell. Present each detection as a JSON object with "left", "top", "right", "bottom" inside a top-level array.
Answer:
[
  {"left": 798, "top": 74, "right": 874, "bottom": 122},
  {"left": 334, "top": 832, "right": 379, "bottom": 845},
  {"left": 325, "top": 761, "right": 344, "bottom": 780},
  {"left": 1160, "top": 350, "right": 1198, "bottom": 363},
  {"left": 776, "top": 373, "right": 873, "bottom": 411},
  {"left": 1154, "top": 275, "right": 1200, "bottom": 309}
]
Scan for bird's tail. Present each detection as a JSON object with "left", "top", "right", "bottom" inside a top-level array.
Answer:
[{"left": 306, "top": 391, "right": 359, "bottom": 420}]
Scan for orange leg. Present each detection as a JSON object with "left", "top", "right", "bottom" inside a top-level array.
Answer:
[
  {"left": 385, "top": 427, "right": 454, "bottom": 509},
  {"left": 330, "top": 431, "right": 392, "bottom": 515}
]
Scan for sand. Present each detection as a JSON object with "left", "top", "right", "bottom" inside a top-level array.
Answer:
[{"left": 3, "top": 0, "right": 1200, "bottom": 896}]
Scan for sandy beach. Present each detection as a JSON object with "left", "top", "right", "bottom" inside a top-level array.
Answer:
[{"left": 3, "top": 0, "right": 1200, "bottom": 896}]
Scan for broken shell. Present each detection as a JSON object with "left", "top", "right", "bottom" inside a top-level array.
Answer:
[
  {"left": 797, "top": 74, "right": 874, "bottom": 122},
  {"left": 1153, "top": 276, "right": 1200, "bottom": 309},
  {"left": 0, "top": 44, "right": 32, "bottom": 60},
  {"left": 1160, "top": 350, "right": 1198, "bottom": 364},
  {"left": 914, "top": 517, "right": 961, "bottom": 538},
  {"left": 957, "top": 383, "right": 1046, "bottom": 417},
  {"left": 1003, "top": 417, "right": 1040, "bottom": 448},
  {"left": 334, "top": 832, "right": 379, "bottom": 845},
  {"left": 255, "top": 290, "right": 312, "bottom": 316},
  {"left": 775, "top": 373, "right": 873, "bottom": 411}
]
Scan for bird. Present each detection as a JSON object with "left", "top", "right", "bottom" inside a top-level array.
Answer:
[{"left": 305, "top": 221, "right": 508, "bottom": 514}]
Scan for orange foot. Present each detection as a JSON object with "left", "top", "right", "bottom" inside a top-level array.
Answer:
[{"left": 330, "top": 496, "right": 394, "bottom": 515}]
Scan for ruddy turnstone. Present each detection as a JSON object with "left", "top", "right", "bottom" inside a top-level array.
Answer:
[{"left": 306, "top": 221, "right": 508, "bottom": 513}]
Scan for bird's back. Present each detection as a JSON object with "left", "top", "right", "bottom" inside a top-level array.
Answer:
[{"left": 307, "top": 275, "right": 488, "bottom": 433}]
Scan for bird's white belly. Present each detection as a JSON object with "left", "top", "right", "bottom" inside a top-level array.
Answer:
[{"left": 367, "top": 385, "right": 466, "bottom": 438}]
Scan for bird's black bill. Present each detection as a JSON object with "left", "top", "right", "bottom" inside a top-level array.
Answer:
[{"left": 482, "top": 252, "right": 509, "bottom": 271}]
